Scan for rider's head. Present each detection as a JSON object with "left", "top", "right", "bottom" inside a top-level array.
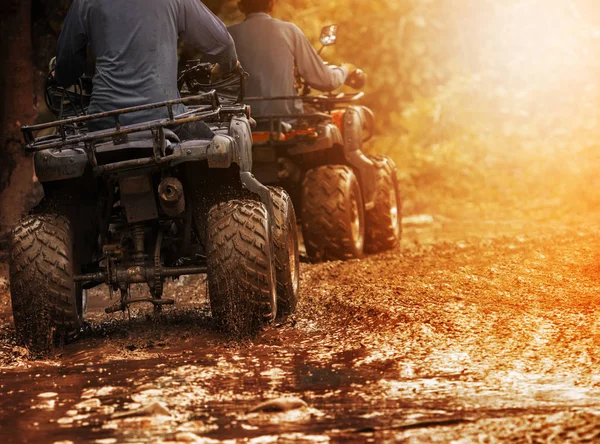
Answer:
[{"left": 239, "top": 0, "right": 275, "bottom": 15}]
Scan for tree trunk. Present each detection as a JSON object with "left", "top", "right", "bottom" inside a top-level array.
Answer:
[{"left": 0, "top": 0, "right": 36, "bottom": 240}]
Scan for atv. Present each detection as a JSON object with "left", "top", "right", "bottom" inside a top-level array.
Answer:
[
  {"left": 9, "top": 65, "right": 300, "bottom": 352},
  {"left": 177, "top": 33, "right": 402, "bottom": 263},
  {"left": 243, "top": 25, "right": 402, "bottom": 262}
]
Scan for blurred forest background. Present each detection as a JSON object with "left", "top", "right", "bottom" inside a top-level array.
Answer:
[{"left": 2, "top": 0, "right": 600, "bottom": 237}]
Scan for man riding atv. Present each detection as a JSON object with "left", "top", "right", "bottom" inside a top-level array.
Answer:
[
  {"left": 9, "top": 0, "right": 301, "bottom": 352},
  {"left": 228, "top": 0, "right": 350, "bottom": 117},
  {"left": 227, "top": 0, "right": 402, "bottom": 262},
  {"left": 55, "top": 0, "right": 238, "bottom": 135}
]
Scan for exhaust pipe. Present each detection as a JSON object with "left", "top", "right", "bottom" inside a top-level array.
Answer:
[{"left": 158, "top": 177, "right": 185, "bottom": 216}]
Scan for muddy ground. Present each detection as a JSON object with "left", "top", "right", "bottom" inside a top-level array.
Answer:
[{"left": 2, "top": 214, "right": 600, "bottom": 443}]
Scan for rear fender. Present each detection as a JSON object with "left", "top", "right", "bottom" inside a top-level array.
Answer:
[
  {"left": 342, "top": 106, "right": 377, "bottom": 210},
  {"left": 286, "top": 122, "right": 342, "bottom": 156},
  {"left": 342, "top": 106, "right": 364, "bottom": 154},
  {"left": 240, "top": 171, "right": 275, "bottom": 224},
  {"left": 205, "top": 116, "right": 253, "bottom": 170},
  {"left": 239, "top": 171, "right": 276, "bottom": 287},
  {"left": 228, "top": 116, "right": 253, "bottom": 172},
  {"left": 35, "top": 146, "right": 87, "bottom": 182}
]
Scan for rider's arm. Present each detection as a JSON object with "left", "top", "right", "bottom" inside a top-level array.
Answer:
[
  {"left": 289, "top": 24, "right": 348, "bottom": 92},
  {"left": 55, "top": 0, "right": 88, "bottom": 88},
  {"left": 178, "top": 0, "right": 238, "bottom": 72}
]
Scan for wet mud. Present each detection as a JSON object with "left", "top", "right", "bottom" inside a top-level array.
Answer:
[{"left": 2, "top": 215, "right": 600, "bottom": 442}]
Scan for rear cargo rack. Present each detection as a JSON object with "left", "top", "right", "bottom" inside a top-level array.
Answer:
[
  {"left": 22, "top": 91, "right": 220, "bottom": 151},
  {"left": 244, "top": 93, "right": 364, "bottom": 145},
  {"left": 21, "top": 91, "right": 232, "bottom": 176},
  {"left": 244, "top": 92, "right": 364, "bottom": 106},
  {"left": 250, "top": 112, "right": 332, "bottom": 145}
]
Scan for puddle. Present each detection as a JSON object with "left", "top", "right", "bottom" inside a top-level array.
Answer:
[{"left": 3, "top": 219, "right": 600, "bottom": 441}]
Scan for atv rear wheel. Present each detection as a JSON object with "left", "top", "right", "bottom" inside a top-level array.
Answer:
[
  {"left": 206, "top": 199, "right": 277, "bottom": 337},
  {"left": 268, "top": 187, "right": 300, "bottom": 318},
  {"left": 365, "top": 155, "right": 403, "bottom": 253},
  {"left": 9, "top": 213, "right": 84, "bottom": 353},
  {"left": 301, "top": 165, "right": 365, "bottom": 261}
]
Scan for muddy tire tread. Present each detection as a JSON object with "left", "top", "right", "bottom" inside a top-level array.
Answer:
[
  {"left": 365, "top": 155, "right": 403, "bottom": 253},
  {"left": 9, "top": 214, "right": 80, "bottom": 352},
  {"left": 206, "top": 200, "right": 275, "bottom": 336},
  {"left": 268, "top": 186, "right": 299, "bottom": 316},
  {"left": 301, "top": 165, "right": 364, "bottom": 261}
]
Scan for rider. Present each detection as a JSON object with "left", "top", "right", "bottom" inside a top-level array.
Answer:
[
  {"left": 228, "top": 0, "right": 349, "bottom": 117},
  {"left": 54, "top": 0, "right": 238, "bottom": 136}
]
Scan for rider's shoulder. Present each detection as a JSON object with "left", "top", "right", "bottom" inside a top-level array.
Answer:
[
  {"left": 228, "top": 21, "right": 241, "bottom": 32},
  {"left": 272, "top": 18, "right": 304, "bottom": 35}
]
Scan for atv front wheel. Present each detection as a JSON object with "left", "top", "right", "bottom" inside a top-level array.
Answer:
[
  {"left": 206, "top": 200, "right": 277, "bottom": 336},
  {"left": 301, "top": 165, "right": 365, "bottom": 261},
  {"left": 268, "top": 187, "right": 300, "bottom": 318},
  {"left": 9, "top": 213, "right": 84, "bottom": 353},
  {"left": 365, "top": 155, "right": 403, "bottom": 253}
]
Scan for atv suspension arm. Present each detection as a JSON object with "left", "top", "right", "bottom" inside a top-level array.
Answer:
[{"left": 74, "top": 265, "right": 208, "bottom": 286}]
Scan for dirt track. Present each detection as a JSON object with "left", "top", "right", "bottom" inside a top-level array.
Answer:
[{"left": 2, "top": 215, "right": 600, "bottom": 443}]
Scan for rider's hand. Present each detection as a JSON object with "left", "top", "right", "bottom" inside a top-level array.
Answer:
[
  {"left": 340, "top": 63, "right": 357, "bottom": 75},
  {"left": 49, "top": 56, "right": 57, "bottom": 78},
  {"left": 345, "top": 68, "right": 367, "bottom": 89},
  {"left": 210, "top": 63, "right": 222, "bottom": 83},
  {"left": 210, "top": 61, "right": 241, "bottom": 83}
]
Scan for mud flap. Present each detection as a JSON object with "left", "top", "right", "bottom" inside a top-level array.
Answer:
[
  {"left": 230, "top": 116, "right": 254, "bottom": 172},
  {"left": 342, "top": 106, "right": 378, "bottom": 210},
  {"left": 239, "top": 171, "right": 277, "bottom": 320},
  {"left": 206, "top": 135, "right": 235, "bottom": 168},
  {"left": 240, "top": 172, "right": 275, "bottom": 223},
  {"left": 119, "top": 175, "right": 158, "bottom": 223}
]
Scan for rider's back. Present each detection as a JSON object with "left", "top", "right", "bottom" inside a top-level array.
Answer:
[
  {"left": 229, "top": 13, "right": 346, "bottom": 117},
  {"left": 229, "top": 13, "right": 300, "bottom": 116},
  {"left": 56, "top": 0, "right": 235, "bottom": 130}
]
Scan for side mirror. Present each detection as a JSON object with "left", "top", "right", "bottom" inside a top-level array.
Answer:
[{"left": 319, "top": 25, "right": 338, "bottom": 47}]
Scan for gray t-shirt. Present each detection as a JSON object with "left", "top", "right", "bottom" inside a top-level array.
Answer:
[
  {"left": 55, "top": 0, "right": 237, "bottom": 130},
  {"left": 228, "top": 13, "right": 348, "bottom": 117}
]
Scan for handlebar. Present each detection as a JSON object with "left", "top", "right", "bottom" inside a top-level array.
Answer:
[{"left": 178, "top": 61, "right": 248, "bottom": 103}]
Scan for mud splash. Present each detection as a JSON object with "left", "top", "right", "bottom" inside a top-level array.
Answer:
[{"left": 2, "top": 217, "right": 600, "bottom": 442}]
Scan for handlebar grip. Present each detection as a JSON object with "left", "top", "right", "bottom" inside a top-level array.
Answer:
[{"left": 345, "top": 69, "right": 366, "bottom": 90}]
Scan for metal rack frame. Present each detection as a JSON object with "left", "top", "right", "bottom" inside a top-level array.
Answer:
[{"left": 21, "top": 91, "right": 227, "bottom": 175}]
